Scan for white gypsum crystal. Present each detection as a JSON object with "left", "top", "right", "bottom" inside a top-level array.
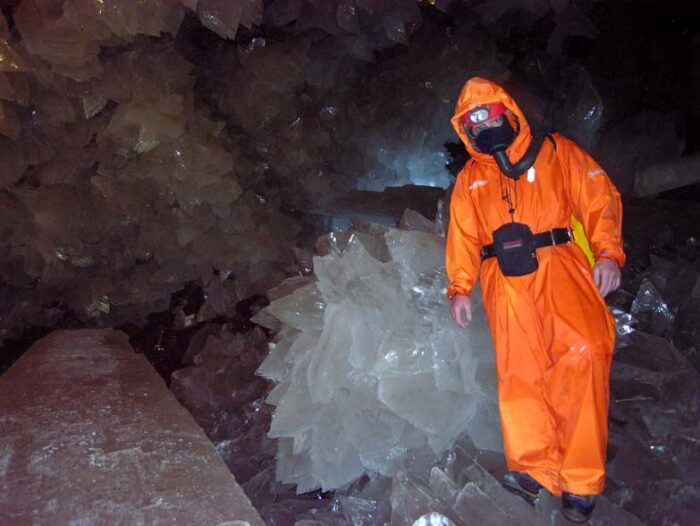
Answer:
[{"left": 258, "top": 221, "right": 500, "bottom": 492}]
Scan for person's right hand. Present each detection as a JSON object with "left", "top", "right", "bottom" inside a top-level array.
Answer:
[{"left": 451, "top": 294, "right": 472, "bottom": 329}]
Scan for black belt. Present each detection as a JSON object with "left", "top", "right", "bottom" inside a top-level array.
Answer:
[{"left": 480, "top": 227, "right": 573, "bottom": 260}]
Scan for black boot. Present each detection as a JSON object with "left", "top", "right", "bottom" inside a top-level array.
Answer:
[
  {"left": 561, "top": 492, "right": 595, "bottom": 523},
  {"left": 502, "top": 471, "right": 543, "bottom": 505}
]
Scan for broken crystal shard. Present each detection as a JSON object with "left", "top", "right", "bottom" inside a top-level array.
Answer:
[
  {"left": 198, "top": 0, "right": 243, "bottom": 40},
  {"left": 446, "top": 444, "right": 533, "bottom": 523},
  {"left": 259, "top": 224, "right": 499, "bottom": 492},
  {"left": 606, "top": 329, "right": 700, "bottom": 522},
  {"left": 630, "top": 278, "right": 675, "bottom": 336},
  {"left": 339, "top": 495, "right": 380, "bottom": 525},
  {"left": 412, "top": 512, "right": 456, "bottom": 526},
  {"left": 99, "top": 102, "right": 186, "bottom": 153},
  {"left": 453, "top": 482, "right": 510, "bottom": 525},
  {"left": 389, "top": 471, "right": 463, "bottom": 526},
  {"left": 611, "top": 308, "right": 636, "bottom": 335},
  {"left": 609, "top": 479, "right": 700, "bottom": 526},
  {"left": 399, "top": 208, "right": 438, "bottom": 234},
  {"left": 535, "top": 490, "right": 644, "bottom": 526},
  {"left": 14, "top": 0, "right": 103, "bottom": 81},
  {"left": 201, "top": 0, "right": 262, "bottom": 36},
  {"left": 610, "top": 307, "right": 637, "bottom": 348},
  {"left": 611, "top": 331, "right": 700, "bottom": 420}
]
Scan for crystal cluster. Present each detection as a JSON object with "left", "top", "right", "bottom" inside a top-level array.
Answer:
[
  {"left": 0, "top": 2, "right": 299, "bottom": 341},
  {"left": 601, "top": 216, "right": 700, "bottom": 524},
  {"left": 2, "top": 0, "right": 666, "bottom": 342},
  {"left": 201, "top": 7, "right": 493, "bottom": 200},
  {"left": 254, "top": 217, "right": 501, "bottom": 493},
  {"left": 606, "top": 329, "right": 700, "bottom": 525},
  {"left": 381, "top": 441, "right": 644, "bottom": 526},
  {"left": 170, "top": 321, "right": 347, "bottom": 525},
  {"left": 0, "top": 0, "right": 470, "bottom": 340}
]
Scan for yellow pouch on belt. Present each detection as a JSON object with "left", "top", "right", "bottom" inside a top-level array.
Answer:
[{"left": 571, "top": 216, "right": 595, "bottom": 267}]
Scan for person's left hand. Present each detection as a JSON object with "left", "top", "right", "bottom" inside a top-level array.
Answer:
[{"left": 593, "top": 259, "right": 621, "bottom": 298}]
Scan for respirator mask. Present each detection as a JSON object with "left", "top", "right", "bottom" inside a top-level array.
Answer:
[{"left": 464, "top": 103, "right": 544, "bottom": 181}]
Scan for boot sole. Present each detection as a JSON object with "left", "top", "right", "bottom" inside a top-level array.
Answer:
[
  {"left": 561, "top": 508, "right": 593, "bottom": 523},
  {"left": 502, "top": 480, "right": 540, "bottom": 506}
]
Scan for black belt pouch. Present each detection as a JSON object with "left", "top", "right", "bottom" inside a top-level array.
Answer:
[{"left": 492, "top": 222, "right": 538, "bottom": 276}]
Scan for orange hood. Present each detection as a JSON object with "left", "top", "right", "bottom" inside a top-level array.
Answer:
[{"left": 451, "top": 77, "right": 533, "bottom": 167}]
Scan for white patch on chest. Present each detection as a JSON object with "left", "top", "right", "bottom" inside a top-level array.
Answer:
[
  {"left": 527, "top": 166, "right": 536, "bottom": 183},
  {"left": 468, "top": 179, "right": 488, "bottom": 191},
  {"left": 587, "top": 169, "right": 605, "bottom": 178}
]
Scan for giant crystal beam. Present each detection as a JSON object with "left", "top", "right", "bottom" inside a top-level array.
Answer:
[{"left": 0, "top": 329, "right": 264, "bottom": 525}]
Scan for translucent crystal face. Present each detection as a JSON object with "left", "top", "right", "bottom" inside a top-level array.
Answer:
[
  {"left": 412, "top": 512, "right": 456, "bottom": 526},
  {"left": 259, "top": 220, "right": 501, "bottom": 493}
]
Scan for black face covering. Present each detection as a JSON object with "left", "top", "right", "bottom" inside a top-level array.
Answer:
[
  {"left": 474, "top": 121, "right": 516, "bottom": 154},
  {"left": 472, "top": 119, "right": 545, "bottom": 181}
]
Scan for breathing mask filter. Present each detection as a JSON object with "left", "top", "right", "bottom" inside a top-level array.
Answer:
[{"left": 474, "top": 121, "right": 516, "bottom": 154}]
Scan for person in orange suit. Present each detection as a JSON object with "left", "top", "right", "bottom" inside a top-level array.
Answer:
[{"left": 446, "top": 77, "right": 624, "bottom": 523}]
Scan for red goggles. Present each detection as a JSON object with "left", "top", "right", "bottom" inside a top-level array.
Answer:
[{"left": 463, "top": 103, "right": 507, "bottom": 128}]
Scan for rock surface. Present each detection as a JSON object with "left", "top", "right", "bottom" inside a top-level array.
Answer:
[{"left": 0, "top": 329, "right": 263, "bottom": 525}]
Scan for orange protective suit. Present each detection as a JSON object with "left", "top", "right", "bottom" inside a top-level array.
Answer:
[{"left": 446, "top": 78, "right": 625, "bottom": 496}]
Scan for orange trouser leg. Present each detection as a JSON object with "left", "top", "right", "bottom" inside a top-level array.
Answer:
[
  {"left": 494, "top": 330, "right": 562, "bottom": 493},
  {"left": 489, "top": 276, "right": 562, "bottom": 495},
  {"left": 543, "top": 342, "right": 612, "bottom": 495},
  {"left": 494, "top": 318, "right": 613, "bottom": 497},
  {"left": 540, "top": 257, "right": 616, "bottom": 496},
  {"left": 538, "top": 251, "right": 615, "bottom": 496},
  {"left": 487, "top": 256, "right": 614, "bottom": 497}
]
